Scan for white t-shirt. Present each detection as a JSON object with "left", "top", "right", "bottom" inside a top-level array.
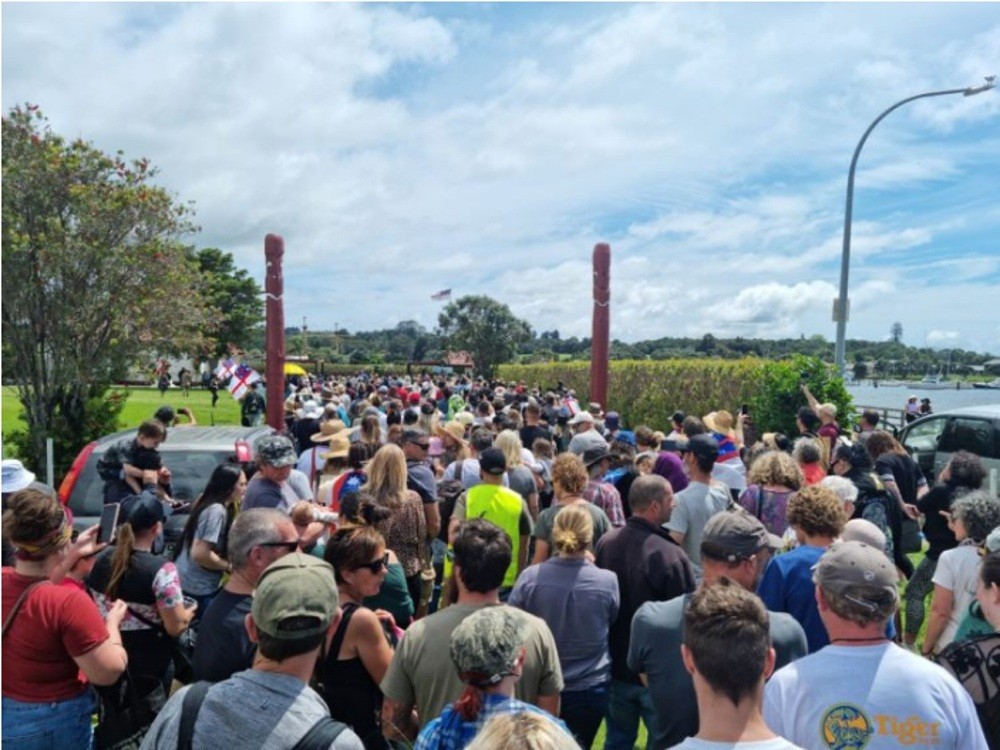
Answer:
[
  {"left": 764, "top": 642, "right": 987, "bottom": 749},
  {"left": 931, "top": 542, "right": 982, "bottom": 651},
  {"left": 443, "top": 459, "right": 509, "bottom": 490},
  {"left": 671, "top": 738, "right": 803, "bottom": 750},
  {"left": 712, "top": 461, "right": 747, "bottom": 494}
]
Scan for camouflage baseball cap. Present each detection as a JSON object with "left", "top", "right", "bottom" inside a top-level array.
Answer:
[
  {"left": 254, "top": 435, "right": 297, "bottom": 467},
  {"left": 450, "top": 606, "right": 525, "bottom": 687}
]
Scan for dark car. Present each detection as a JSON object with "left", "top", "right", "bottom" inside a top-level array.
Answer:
[{"left": 59, "top": 426, "right": 274, "bottom": 543}]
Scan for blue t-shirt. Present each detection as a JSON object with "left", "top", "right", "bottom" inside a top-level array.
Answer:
[
  {"left": 757, "top": 545, "right": 827, "bottom": 653},
  {"left": 758, "top": 544, "right": 896, "bottom": 653}
]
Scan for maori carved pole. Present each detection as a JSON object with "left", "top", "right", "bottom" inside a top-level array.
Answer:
[
  {"left": 264, "top": 234, "right": 286, "bottom": 431},
  {"left": 590, "top": 243, "right": 611, "bottom": 411}
]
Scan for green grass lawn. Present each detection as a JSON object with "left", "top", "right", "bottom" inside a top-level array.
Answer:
[{"left": 1, "top": 385, "right": 245, "bottom": 457}]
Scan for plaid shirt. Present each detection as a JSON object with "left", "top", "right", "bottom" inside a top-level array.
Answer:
[
  {"left": 414, "top": 694, "right": 570, "bottom": 750},
  {"left": 584, "top": 479, "right": 626, "bottom": 527}
]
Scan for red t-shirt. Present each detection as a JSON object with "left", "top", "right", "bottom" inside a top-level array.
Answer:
[
  {"left": 802, "top": 462, "right": 828, "bottom": 486},
  {"left": 1, "top": 568, "right": 109, "bottom": 702}
]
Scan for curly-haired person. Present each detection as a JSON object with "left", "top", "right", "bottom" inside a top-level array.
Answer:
[{"left": 756, "top": 485, "right": 846, "bottom": 652}]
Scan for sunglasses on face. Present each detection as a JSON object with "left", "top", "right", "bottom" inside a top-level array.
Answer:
[
  {"left": 258, "top": 540, "right": 299, "bottom": 553},
  {"left": 356, "top": 552, "right": 390, "bottom": 574},
  {"left": 410, "top": 441, "right": 431, "bottom": 451}
]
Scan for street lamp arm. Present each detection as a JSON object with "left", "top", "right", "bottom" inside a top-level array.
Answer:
[
  {"left": 832, "top": 81, "right": 995, "bottom": 373},
  {"left": 845, "top": 88, "right": 968, "bottom": 186}
]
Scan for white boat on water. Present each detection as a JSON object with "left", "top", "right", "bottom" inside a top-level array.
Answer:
[
  {"left": 973, "top": 378, "right": 1000, "bottom": 390},
  {"left": 905, "top": 373, "right": 954, "bottom": 390}
]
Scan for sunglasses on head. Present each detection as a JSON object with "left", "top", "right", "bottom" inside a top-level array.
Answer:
[
  {"left": 356, "top": 552, "right": 390, "bottom": 574},
  {"left": 258, "top": 540, "right": 299, "bottom": 553}
]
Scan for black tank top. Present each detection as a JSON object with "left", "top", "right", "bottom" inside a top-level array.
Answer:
[{"left": 319, "top": 603, "right": 389, "bottom": 750}]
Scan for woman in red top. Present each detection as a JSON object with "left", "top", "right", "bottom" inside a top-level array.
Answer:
[
  {"left": 793, "top": 437, "right": 828, "bottom": 486},
  {"left": 2, "top": 488, "right": 128, "bottom": 749}
]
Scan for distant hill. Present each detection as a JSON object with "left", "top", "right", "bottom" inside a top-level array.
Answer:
[{"left": 245, "top": 324, "right": 997, "bottom": 377}]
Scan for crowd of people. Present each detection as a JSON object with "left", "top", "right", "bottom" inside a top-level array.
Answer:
[{"left": 2, "top": 370, "right": 998, "bottom": 750}]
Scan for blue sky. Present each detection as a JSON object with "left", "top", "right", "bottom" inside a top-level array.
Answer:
[{"left": 3, "top": 3, "right": 998, "bottom": 353}]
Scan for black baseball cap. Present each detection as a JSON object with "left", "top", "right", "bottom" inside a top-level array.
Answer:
[
  {"left": 677, "top": 433, "right": 719, "bottom": 462},
  {"left": 479, "top": 447, "right": 507, "bottom": 476}
]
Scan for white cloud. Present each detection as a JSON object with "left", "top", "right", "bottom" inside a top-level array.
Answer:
[
  {"left": 926, "top": 330, "right": 960, "bottom": 344},
  {"left": 2, "top": 3, "right": 998, "bottom": 352}
]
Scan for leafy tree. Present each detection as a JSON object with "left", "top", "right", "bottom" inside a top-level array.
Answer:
[
  {"left": 437, "top": 295, "right": 532, "bottom": 379},
  {"left": 891, "top": 322, "right": 903, "bottom": 344},
  {"left": 749, "top": 355, "right": 854, "bottom": 437},
  {"left": 2, "top": 105, "right": 210, "bottom": 475},
  {"left": 189, "top": 247, "right": 263, "bottom": 358}
]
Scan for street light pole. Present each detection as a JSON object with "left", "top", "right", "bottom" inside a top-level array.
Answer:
[{"left": 833, "top": 77, "right": 996, "bottom": 374}]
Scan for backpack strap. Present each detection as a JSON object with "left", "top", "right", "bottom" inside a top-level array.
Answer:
[
  {"left": 177, "top": 681, "right": 211, "bottom": 750},
  {"left": 2, "top": 579, "right": 50, "bottom": 638},
  {"left": 290, "top": 716, "right": 348, "bottom": 750}
]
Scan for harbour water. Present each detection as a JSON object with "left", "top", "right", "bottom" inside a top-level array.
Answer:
[{"left": 847, "top": 382, "right": 1000, "bottom": 412}]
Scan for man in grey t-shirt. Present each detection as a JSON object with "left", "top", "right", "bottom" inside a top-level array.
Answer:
[
  {"left": 142, "top": 553, "right": 363, "bottom": 750},
  {"left": 242, "top": 435, "right": 297, "bottom": 511},
  {"left": 665, "top": 435, "right": 732, "bottom": 581},
  {"left": 629, "top": 510, "right": 807, "bottom": 750}
]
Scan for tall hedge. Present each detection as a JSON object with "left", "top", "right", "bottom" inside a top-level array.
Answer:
[{"left": 498, "top": 356, "right": 853, "bottom": 436}]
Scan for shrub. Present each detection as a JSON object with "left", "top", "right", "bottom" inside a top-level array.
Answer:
[
  {"left": 7, "top": 386, "right": 129, "bottom": 480},
  {"left": 499, "top": 356, "right": 853, "bottom": 435}
]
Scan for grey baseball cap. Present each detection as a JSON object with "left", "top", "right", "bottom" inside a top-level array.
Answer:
[
  {"left": 254, "top": 435, "right": 297, "bottom": 467},
  {"left": 813, "top": 541, "right": 898, "bottom": 605},
  {"left": 701, "top": 509, "right": 782, "bottom": 562}
]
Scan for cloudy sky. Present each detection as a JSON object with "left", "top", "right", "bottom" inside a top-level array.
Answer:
[{"left": 3, "top": 3, "right": 999, "bottom": 353}]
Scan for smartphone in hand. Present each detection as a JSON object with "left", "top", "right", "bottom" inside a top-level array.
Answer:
[{"left": 98, "top": 503, "right": 121, "bottom": 545}]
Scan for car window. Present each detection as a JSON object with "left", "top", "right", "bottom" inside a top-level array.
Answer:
[
  {"left": 901, "top": 417, "right": 948, "bottom": 454},
  {"left": 70, "top": 449, "right": 234, "bottom": 518},
  {"left": 939, "top": 417, "right": 999, "bottom": 460}
]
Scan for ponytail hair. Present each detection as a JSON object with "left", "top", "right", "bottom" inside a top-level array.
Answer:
[
  {"left": 105, "top": 522, "right": 135, "bottom": 601},
  {"left": 339, "top": 490, "right": 392, "bottom": 528},
  {"left": 551, "top": 504, "right": 593, "bottom": 556},
  {"left": 453, "top": 684, "right": 485, "bottom": 721}
]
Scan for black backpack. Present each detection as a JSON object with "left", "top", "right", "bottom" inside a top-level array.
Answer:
[
  {"left": 436, "top": 460, "right": 469, "bottom": 544},
  {"left": 177, "top": 681, "right": 348, "bottom": 750}
]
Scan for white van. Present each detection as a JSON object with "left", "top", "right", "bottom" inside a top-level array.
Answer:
[{"left": 898, "top": 404, "right": 1000, "bottom": 495}]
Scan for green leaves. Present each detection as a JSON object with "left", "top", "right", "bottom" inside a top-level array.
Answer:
[
  {"left": 498, "top": 355, "right": 854, "bottom": 436},
  {"left": 2, "top": 104, "right": 211, "bottom": 472},
  {"left": 438, "top": 295, "right": 533, "bottom": 379}
]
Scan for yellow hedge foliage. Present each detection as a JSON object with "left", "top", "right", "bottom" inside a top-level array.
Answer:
[{"left": 498, "top": 359, "right": 766, "bottom": 429}]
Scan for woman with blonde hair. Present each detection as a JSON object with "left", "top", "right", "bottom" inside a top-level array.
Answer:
[
  {"left": 436, "top": 421, "right": 471, "bottom": 467},
  {"left": 360, "top": 413, "right": 383, "bottom": 452},
  {"left": 530, "top": 453, "right": 611, "bottom": 564},
  {"left": 362, "top": 444, "right": 427, "bottom": 613},
  {"left": 466, "top": 711, "right": 581, "bottom": 750},
  {"left": 417, "top": 403, "right": 440, "bottom": 438},
  {"left": 509, "top": 505, "right": 619, "bottom": 747},
  {"left": 737, "top": 449, "right": 804, "bottom": 536},
  {"left": 495, "top": 430, "right": 540, "bottom": 520}
]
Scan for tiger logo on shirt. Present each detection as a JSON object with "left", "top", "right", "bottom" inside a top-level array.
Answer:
[{"left": 820, "top": 703, "right": 874, "bottom": 750}]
